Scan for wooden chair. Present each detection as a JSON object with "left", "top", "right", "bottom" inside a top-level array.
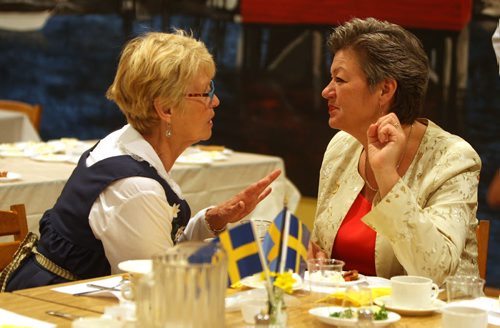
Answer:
[
  {"left": 0, "top": 204, "right": 28, "bottom": 271},
  {"left": 476, "top": 219, "right": 490, "bottom": 280},
  {"left": 0, "top": 99, "right": 43, "bottom": 132}
]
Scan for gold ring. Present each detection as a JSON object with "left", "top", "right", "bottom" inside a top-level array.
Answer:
[{"left": 392, "top": 122, "right": 400, "bottom": 128}]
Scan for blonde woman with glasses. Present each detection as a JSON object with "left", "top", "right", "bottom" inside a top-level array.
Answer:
[{"left": 2, "top": 31, "right": 280, "bottom": 292}]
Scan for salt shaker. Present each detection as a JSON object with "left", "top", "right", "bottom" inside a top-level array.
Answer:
[{"left": 357, "top": 308, "right": 375, "bottom": 328}]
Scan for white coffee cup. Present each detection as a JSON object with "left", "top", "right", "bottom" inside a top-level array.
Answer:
[
  {"left": 441, "top": 305, "right": 488, "bottom": 328},
  {"left": 390, "top": 275, "right": 439, "bottom": 309}
]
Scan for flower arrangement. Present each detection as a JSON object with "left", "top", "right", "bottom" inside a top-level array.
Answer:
[{"left": 261, "top": 270, "right": 296, "bottom": 326}]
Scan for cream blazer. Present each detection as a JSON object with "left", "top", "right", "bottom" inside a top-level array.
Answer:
[{"left": 312, "top": 119, "right": 481, "bottom": 285}]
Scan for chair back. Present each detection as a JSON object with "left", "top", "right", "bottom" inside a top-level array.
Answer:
[
  {"left": 0, "top": 99, "right": 42, "bottom": 132},
  {"left": 476, "top": 220, "right": 490, "bottom": 280},
  {"left": 0, "top": 204, "right": 28, "bottom": 271}
]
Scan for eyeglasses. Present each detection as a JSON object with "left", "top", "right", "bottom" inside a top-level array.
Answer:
[{"left": 185, "top": 80, "right": 215, "bottom": 105}]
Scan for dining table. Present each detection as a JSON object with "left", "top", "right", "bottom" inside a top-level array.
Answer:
[
  {"left": 0, "top": 109, "right": 40, "bottom": 143},
  {"left": 3, "top": 274, "right": 497, "bottom": 327},
  {"left": 0, "top": 140, "right": 300, "bottom": 236}
]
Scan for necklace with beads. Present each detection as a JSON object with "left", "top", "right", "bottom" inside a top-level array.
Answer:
[{"left": 363, "top": 123, "right": 413, "bottom": 192}]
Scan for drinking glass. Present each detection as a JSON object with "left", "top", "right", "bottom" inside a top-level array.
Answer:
[
  {"left": 252, "top": 219, "right": 271, "bottom": 243},
  {"left": 342, "top": 285, "right": 373, "bottom": 308},
  {"left": 442, "top": 305, "right": 488, "bottom": 328},
  {"left": 306, "top": 258, "right": 345, "bottom": 290},
  {"left": 445, "top": 275, "right": 485, "bottom": 303}
]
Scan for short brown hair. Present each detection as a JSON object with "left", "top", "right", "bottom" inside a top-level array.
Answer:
[{"left": 327, "top": 17, "right": 429, "bottom": 124}]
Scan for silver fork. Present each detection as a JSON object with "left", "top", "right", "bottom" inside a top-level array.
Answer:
[{"left": 74, "top": 279, "right": 126, "bottom": 296}]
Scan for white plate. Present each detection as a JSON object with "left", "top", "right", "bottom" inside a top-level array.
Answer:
[
  {"left": 0, "top": 149, "right": 28, "bottom": 157},
  {"left": 374, "top": 295, "right": 446, "bottom": 316},
  {"left": 0, "top": 172, "right": 22, "bottom": 182},
  {"left": 239, "top": 273, "right": 303, "bottom": 290},
  {"left": 308, "top": 306, "right": 401, "bottom": 327},
  {"left": 176, "top": 154, "right": 213, "bottom": 164},
  {"left": 304, "top": 271, "right": 367, "bottom": 287},
  {"left": 30, "top": 154, "right": 71, "bottom": 163},
  {"left": 118, "top": 259, "right": 152, "bottom": 274}
]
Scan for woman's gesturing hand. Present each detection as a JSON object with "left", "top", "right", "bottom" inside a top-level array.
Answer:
[{"left": 205, "top": 169, "right": 282, "bottom": 231}]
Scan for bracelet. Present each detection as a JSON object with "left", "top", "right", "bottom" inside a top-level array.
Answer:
[{"left": 205, "top": 216, "right": 226, "bottom": 235}]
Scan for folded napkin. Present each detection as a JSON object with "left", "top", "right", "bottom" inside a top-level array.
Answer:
[
  {"left": 317, "top": 287, "right": 392, "bottom": 306},
  {"left": 51, "top": 276, "right": 123, "bottom": 299}
]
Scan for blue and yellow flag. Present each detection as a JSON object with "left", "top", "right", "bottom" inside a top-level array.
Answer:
[
  {"left": 214, "top": 221, "right": 262, "bottom": 285},
  {"left": 262, "top": 209, "right": 310, "bottom": 274}
]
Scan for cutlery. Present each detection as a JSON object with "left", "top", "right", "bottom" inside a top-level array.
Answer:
[
  {"left": 73, "top": 283, "right": 122, "bottom": 296},
  {"left": 46, "top": 310, "right": 82, "bottom": 321}
]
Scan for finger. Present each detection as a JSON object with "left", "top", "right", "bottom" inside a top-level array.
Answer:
[
  {"left": 256, "top": 186, "right": 273, "bottom": 202},
  {"left": 366, "top": 123, "right": 379, "bottom": 143},
  {"left": 254, "top": 169, "right": 281, "bottom": 191},
  {"left": 316, "top": 251, "right": 327, "bottom": 260}
]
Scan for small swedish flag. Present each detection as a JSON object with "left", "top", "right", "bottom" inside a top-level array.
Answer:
[
  {"left": 262, "top": 209, "right": 310, "bottom": 274},
  {"left": 214, "top": 221, "right": 262, "bottom": 285}
]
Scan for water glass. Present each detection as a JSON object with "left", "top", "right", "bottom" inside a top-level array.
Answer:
[
  {"left": 441, "top": 305, "right": 488, "bottom": 328},
  {"left": 445, "top": 275, "right": 485, "bottom": 303},
  {"left": 306, "top": 258, "right": 345, "bottom": 289},
  {"left": 342, "top": 285, "right": 373, "bottom": 308},
  {"left": 252, "top": 219, "right": 271, "bottom": 242}
]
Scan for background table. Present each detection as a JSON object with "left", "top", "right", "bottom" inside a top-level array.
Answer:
[
  {"left": 0, "top": 148, "right": 300, "bottom": 235},
  {"left": 0, "top": 109, "right": 40, "bottom": 143}
]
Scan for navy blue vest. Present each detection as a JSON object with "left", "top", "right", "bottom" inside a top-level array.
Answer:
[{"left": 6, "top": 147, "right": 191, "bottom": 290}]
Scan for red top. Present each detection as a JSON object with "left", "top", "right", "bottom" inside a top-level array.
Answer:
[{"left": 331, "top": 193, "right": 376, "bottom": 276}]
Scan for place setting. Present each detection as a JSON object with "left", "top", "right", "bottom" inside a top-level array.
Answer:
[
  {"left": 175, "top": 144, "right": 233, "bottom": 164},
  {"left": 308, "top": 284, "right": 402, "bottom": 327},
  {"left": 0, "top": 170, "right": 22, "bottom": 182},
  {"left": 373, "top": 275, "right": 446, "bottom": 316}
]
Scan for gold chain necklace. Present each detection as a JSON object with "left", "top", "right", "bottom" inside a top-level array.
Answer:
[{"left": 363, "top": 123, "right": 413, "bottom": 192}]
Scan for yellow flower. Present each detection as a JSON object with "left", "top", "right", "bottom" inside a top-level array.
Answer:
[{"left": 273, "top": 271, "right": 296, "bottom": 294}]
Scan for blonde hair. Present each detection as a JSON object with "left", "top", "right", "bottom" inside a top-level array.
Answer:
[{"left": 106, "top": 30, "right": 216, "bottom": 133}]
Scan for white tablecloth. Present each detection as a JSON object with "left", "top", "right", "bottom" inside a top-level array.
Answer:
[
  {"left": 0, "top": 148, "right": 300, "bottom": 235},
  {"left": 0, "top": 109, "right": 40, "bottom": 143}
]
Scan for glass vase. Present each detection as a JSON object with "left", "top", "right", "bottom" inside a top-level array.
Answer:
[{"left": 268, "top": 287, "right": 288, "bottom": 327}]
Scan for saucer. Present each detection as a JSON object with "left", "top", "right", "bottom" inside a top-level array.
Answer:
[
  {"left": 239, "top": 272, "right": 303, "bottom": 290},
  {"left": 117, "top": 259, "right": 152, "bottom": 274},
  {"left": 374, "top": 295, "right": 446, "bottom": 316},
  {"left": 304, "top": 271, "right": 367, "bottom": 287}
]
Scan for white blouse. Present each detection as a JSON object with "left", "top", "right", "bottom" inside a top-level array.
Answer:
[{"left": 87, "top": 125, "right": 213, "bottom": 273}]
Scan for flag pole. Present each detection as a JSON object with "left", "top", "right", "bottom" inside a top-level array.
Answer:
[
  {"left": 279, "top": 208, "right": 291, "bottom": 274},
  {"left": 250, "top": 220, "right": 275, "bottom": 300},
  {"left": 275, "top": 195, "right": 290, "bottom": 275}
]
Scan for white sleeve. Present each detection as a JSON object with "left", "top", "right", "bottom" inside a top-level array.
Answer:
[
  {"left": 182, "top": 207, "right": 216, "bottom": 241},
  {"left": 89, "top": 177, "right": 175, "bottom": 274}
]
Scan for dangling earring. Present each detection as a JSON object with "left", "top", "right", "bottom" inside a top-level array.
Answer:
[{"left": 165, "top": 123, "right": 172, "bottom": 138}]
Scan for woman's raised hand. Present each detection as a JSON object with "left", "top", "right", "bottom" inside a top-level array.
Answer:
[{"left": 205, "top": 169, "right": 281, "bottom": 230}]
